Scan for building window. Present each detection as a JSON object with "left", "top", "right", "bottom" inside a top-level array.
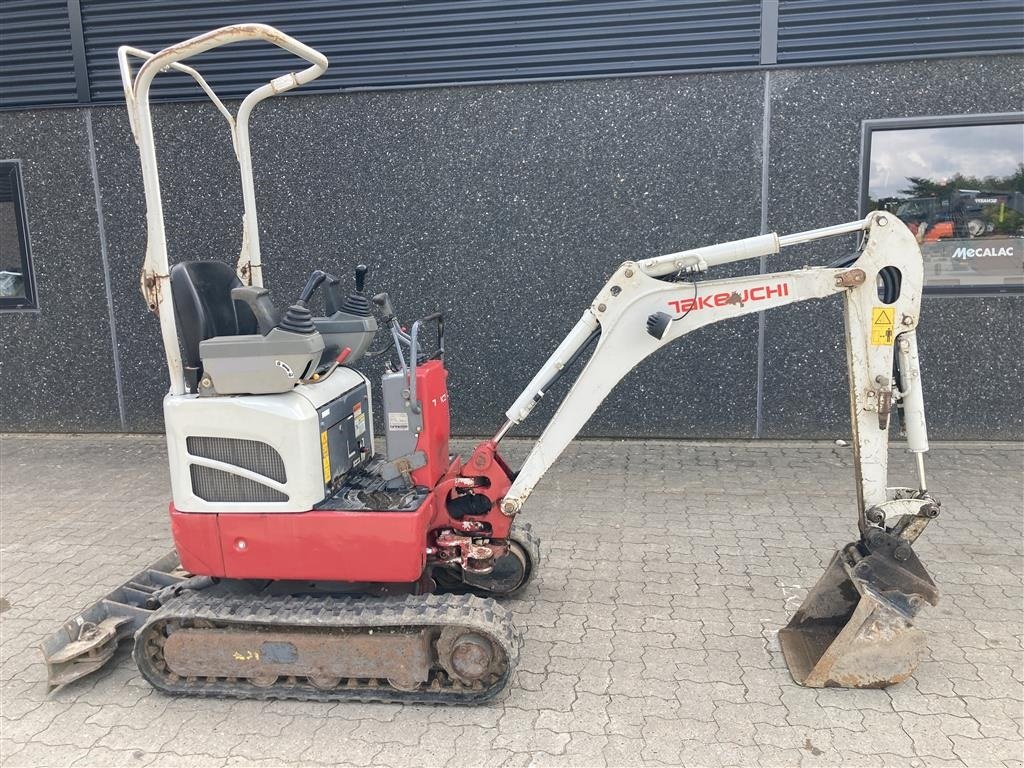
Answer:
[
  {"left": 0, "top": 161, "right": 37, "bottom": 310},
  {"left": 861, "top": 114, "right": 1024, "bottom": 296}
]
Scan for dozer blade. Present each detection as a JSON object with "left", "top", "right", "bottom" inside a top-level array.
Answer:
[
  {"left": 41, "top": 551, "right": 185, "bottom": 690},
  {"left": 779, "top": 531, "right": 938, "bottom": 688}
]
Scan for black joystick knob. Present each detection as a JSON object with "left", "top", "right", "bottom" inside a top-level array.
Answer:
[
  {"left": 340, "top": 264, "right": 372, "bottom": 317},
  {"left": 279, "top": 303, "right": 316, "bottom": 334}
]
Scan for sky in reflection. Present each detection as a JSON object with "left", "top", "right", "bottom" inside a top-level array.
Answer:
[{"left": 868, "top": 122, "right": 1023, "bottom": 199}]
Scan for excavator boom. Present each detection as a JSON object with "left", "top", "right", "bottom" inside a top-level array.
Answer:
[{"left": 493, "top": 210, "right": 940, "bottom": 687}]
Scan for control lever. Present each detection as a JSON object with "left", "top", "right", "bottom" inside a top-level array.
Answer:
[
  {"left": 339, "top": 264, "right": 372, "bottom": 317},
  {"left": 297, "top": 270, "right": 328, "bottom": 305},
  {"left": 277, "top": 270, "right": 328, "bottom": 336},
  {"left": 372, "top": 291, "right": 395, "bottom": 321},
  {"left": 373, "top": 292, "right": 410, "bottom": 373},
  {"left": 323, "top": 272, "right": 343, "bottom": 315}
]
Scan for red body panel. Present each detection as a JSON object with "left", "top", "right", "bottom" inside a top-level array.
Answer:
[
  {"left": 170, "top": 505, "right": 224, "bottom": 575},
  {"left": 172, "top": 496, "right": 436, "bottom": 582}
]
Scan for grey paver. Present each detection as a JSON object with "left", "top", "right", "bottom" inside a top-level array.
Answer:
[{"left": 1, "top": 434, "right": 1022, "bottom": 767}]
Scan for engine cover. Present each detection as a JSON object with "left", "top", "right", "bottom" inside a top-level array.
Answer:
[{"left": 164, "top": 366, "right": 373, "bottom": 514}]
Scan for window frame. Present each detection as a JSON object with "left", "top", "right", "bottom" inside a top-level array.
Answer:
[
  {"left": 0, "top": 160, "right": 38, "bottom": 311},
  {"left": 858, "top": 112, "right": 1024, "bottom": 298}
]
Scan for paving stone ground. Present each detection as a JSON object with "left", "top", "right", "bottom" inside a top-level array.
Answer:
[{"left": 1, "top": 434, "right": 1021, "bottom": 768}]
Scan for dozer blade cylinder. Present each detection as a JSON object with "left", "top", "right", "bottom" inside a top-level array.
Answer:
[
  {"left": 40, "top": 551, "right": 184, "bottom": 690},
  {"left": 779, "top": 535, "right": 938, "bottom": 688}
]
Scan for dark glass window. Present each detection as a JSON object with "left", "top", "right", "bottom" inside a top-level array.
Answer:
[
  {"left": 0, "top": 161, "right": 37, "bottom": 310},
  {"left": 862, "top": 115, "right": 1024, "bottom": 296}
]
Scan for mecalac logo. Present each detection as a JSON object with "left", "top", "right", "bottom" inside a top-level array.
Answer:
[
  {"left": 952, "top": 246, "right": 1014, "bottom": 260},
  {"left": 668, "top": 283, "right": 790, "bottom": 314}
]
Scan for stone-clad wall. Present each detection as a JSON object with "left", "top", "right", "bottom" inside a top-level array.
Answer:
[
  {"left": 2, "top": 55, "right": 1021, "bottom": 438},
  {"left": 762, "top": 58, "right": 1024, "bottom": 439}
]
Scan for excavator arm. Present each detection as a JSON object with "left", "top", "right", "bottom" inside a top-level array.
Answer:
[
  {"left": 497, "top": 212, "right": 929, "bottom": 527},
  {"left": 493, "top": 211, "right": 940, "bottom": 688}
]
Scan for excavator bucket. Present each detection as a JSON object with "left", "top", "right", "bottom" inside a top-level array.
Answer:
[{"left": 779, "top": 532, "right": 938, "bottom": 688}]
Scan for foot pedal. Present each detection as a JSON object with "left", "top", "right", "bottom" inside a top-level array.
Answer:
[{"left": 779, "top": 531, "right": 938, "bottom": 688}]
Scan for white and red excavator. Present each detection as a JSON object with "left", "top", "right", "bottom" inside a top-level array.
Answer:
[{"left": 43, "top": 25, "right": 940, "bottom": 703}]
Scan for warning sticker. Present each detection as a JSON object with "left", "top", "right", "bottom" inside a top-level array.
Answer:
[
  {"left": 320, "top": 430, "right": 331, "bottom": 483},
  {"left": 871, "top": 307, "right": 895, "bottom": 346},
  {"left": 388, "top": 411, "right": 410, "bottom": 431},
  {"left": 353, "top": 402, "right": 366, "bottom": 437}
]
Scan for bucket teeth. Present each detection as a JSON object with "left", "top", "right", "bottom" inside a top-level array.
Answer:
[{"left": 779, "top": 532, "right": 938, "bottom": 689}]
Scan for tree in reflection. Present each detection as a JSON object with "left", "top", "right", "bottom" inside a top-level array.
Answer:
[
  {"left": 898, "top": 163, "right": 1024, "bottom": 199},
  {"left": 870, "top": 164, "right": 1024, "bottom": 238}
]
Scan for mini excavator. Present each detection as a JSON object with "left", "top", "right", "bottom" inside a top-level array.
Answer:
[{"left": 43, "top": 25, "right": 941, "bottom": 702}]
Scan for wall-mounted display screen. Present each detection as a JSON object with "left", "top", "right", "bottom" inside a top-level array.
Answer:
[{"left": 862, "top": 116, "right": 1023, "bottom": 295}]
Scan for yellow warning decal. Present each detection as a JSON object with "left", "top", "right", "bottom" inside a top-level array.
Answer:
[
  {"left": 871, "top": 307, "right": 895, "bottom": 346},
  {"left": 320, "top": 430, "right": 331, "bottom": 483}
]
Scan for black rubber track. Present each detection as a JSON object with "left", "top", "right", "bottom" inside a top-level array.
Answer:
[
  {"left": 133, "top": 591, "right": 520, "bottom": 704},
  {"left": 508, "top": 521, "right": 542, "bottom": 595},
  {"left": 511, "top": 521, "right": 540, "bottom": 562}
]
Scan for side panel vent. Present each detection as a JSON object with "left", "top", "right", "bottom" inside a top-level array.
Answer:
[
  {"left": 186, "top": 436, "right": 287, "bottom": 483},
  {"left": 189, "top": 465, "right": 288, "bottom": 504}
]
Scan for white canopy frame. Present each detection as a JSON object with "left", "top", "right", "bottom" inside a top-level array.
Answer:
[{"left": 117, "top": 24, "right": 328, "bottom": 395}]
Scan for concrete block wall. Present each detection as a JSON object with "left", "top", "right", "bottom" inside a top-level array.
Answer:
[{"left": 1, "top": 55, "right": 1021, "bottom": 439}]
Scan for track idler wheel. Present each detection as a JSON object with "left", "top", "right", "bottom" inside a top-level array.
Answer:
[{"left": 779, "top": 530, "right": 938, "bottom": 688}]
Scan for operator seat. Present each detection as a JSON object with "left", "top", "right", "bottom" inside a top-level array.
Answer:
[{"left": 169, "top": 261, "right": 258, "bottom": 387}]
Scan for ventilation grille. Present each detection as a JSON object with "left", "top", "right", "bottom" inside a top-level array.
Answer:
[
  {"left": 186, "top": 436, "right": 287, "bottom": 483},
  {"left": 0, "top": 0, "right": 78, "bottom": 107},
  {"left": 189, "top": 465, "right": 288, "bottom": 503},
  {"left": 79, "top": 0, "right": 762, "bottom": 103}
]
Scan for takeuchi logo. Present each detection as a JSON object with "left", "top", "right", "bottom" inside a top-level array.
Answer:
[
  {"left": 668, "top": 283, "right": 789, "bottom": 313},
  {"left": 952, "top": 245, "right": 1015, "bottom": 260}
]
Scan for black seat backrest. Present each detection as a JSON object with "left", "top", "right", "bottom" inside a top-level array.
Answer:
[{"left": 169, "top": 261, "right": 258, "bottom": 369}]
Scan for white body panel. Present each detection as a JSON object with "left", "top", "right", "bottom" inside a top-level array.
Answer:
[{"left": 165, "top": 366, "right": 371, "bottom": 513}]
